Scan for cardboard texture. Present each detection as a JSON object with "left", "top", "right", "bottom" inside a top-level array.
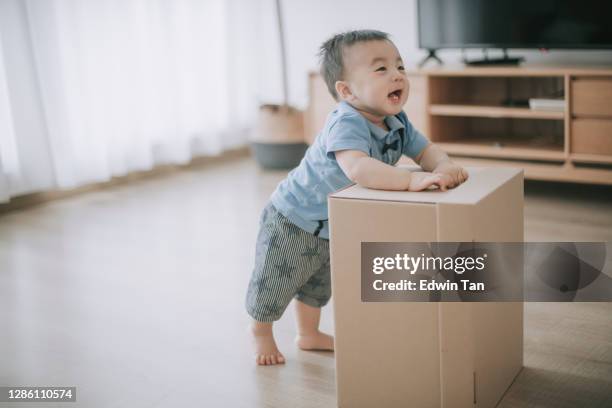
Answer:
[{"left": 329, "top": 167, "right": 524, "bottom": 408}]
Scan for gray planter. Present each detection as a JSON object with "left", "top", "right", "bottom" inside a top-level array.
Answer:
[{"left": 250, "top": 142, "right": 308, "bottom": 170}]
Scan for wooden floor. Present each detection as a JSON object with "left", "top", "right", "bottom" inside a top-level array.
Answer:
[{"left": 0, "top": 156, "right": 610, "bottom": 408}]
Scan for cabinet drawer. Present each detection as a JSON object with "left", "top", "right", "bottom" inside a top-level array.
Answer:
[
  {"left": 571, "top": 119, "right": 612, "bottom": 155},
  {"left": 571, "top": 78, "right": 612, "bottom": 117}
]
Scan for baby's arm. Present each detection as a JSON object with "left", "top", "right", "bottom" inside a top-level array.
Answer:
[
  {"left": 335, "top": 150, "right": 449, "bottom": 192},
  {"left": 416, "top": 144, "right": 469, "bottom": 188}
]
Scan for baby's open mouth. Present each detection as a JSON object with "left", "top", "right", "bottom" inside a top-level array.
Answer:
[{"left": 388, "top": 89, "right": 402, "bottom": 102}]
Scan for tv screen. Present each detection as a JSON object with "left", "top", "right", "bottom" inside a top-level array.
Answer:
[{"left": 418, "top": 0, "right": 612, "bottom": 50}]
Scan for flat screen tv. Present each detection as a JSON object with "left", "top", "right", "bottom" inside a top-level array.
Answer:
[{"left": 417, "top": 0, "right": 612, "bottom": 65}]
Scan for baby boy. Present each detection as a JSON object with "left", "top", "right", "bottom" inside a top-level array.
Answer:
[{"left": 246, "top": 30, "right": 468, "bottom": 365}]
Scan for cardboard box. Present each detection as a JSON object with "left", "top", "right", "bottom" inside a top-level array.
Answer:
[{"left": 328, "top": 167, "right": 524, "bottom": 408}]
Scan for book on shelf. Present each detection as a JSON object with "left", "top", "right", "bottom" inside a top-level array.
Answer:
[{"left": 528, "top": 98, "right": 565, "bottom": 112}]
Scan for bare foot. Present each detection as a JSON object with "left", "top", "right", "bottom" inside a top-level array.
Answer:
[
  {"left": 250, "top": 322, "right": 285, "bottom": 365},
  {"left": 295, "top": 331, "right": 334, "bottom": 351}
]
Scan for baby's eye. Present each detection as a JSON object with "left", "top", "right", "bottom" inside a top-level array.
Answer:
[
  {"left": 375, "top": 66, "right": 386, "bottom": 72},
  {"left": 398, "top": 65, "right": 405, "bottom": 71}
]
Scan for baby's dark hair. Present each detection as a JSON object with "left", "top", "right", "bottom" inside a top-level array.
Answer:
[{"left": 318, "top": 29, "right": 390, "bottom": 101}]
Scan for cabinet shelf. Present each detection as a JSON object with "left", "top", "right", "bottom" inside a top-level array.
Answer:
[
  {"left": 429, "top": 104, "right": 565, "bottom": 120},
  {"left": 570, "top": 153, "right": 612, "bottom": 165},
  {"left": 438, "top": 139, "right": 565, "bottom": 162}
]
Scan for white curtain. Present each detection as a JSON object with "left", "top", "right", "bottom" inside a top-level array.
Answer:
[
  {"left": 0, "top": 29, "right": 18, "bottom": 202},
  {"left": 0, "top": 0, "right": 263, "bottom": 200}
]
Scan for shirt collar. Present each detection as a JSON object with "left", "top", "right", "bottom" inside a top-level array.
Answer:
[{"left": 366, "top": 112, "right": 405, "bottom": 140}]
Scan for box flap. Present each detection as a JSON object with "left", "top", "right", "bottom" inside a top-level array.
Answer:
[{"left": 329, "top": 166, "right": 522, "bottom": 205}]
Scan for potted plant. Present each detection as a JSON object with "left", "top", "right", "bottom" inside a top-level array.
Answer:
[{"left": 250, "top": 0, "right": 308, "bottom": 169}]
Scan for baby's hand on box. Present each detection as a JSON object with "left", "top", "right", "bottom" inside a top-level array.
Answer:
[
  {"left": 408, "top": 172, "right": 450, "bottom": 192},
  {"left": 433, "top": 162, "right": 469, "bottom": 188}
]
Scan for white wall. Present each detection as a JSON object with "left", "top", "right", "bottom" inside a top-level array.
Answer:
[
  {"left": 261, "top": 0, "right": 612, "bottom": 109},
  {"left": 259, "top": 0, "right": 420, "bottom": 109}
]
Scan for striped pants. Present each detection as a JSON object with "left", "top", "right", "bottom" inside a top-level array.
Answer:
[{"left": 246, "top": 203, "right": 331, "bottom": 322}]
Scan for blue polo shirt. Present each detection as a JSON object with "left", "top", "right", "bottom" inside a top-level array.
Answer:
[{"left": 270, "top": 101, "right": 429, "bottom": 239}]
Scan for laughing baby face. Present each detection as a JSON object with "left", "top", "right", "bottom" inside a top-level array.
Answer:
[{"left": 335, "top": 40, "right": 409, "bottom": 125}]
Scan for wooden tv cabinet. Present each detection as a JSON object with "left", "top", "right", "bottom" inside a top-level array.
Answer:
[{"left": 305, "top": 66, "right": 612, "bottom": 185}]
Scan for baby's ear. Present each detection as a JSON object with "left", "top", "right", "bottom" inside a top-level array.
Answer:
[{"left": 335, "top": 81, "right": 353, "bottom": 101}]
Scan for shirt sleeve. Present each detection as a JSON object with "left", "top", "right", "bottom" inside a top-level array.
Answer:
[
  {"left": 398, "top": 111, "right": 430, "bottom": 159},
  {"left": 325, "top": 113, "right": 371, "bottom": 160}
]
